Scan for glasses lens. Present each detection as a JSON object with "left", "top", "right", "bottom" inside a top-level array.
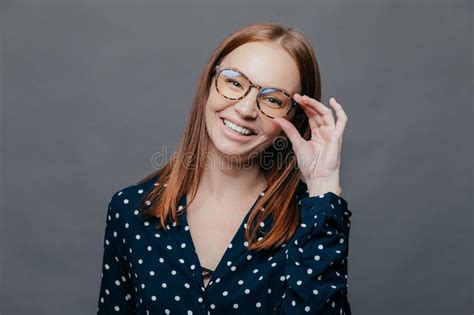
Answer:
[
  {"left": 258, "top": 88, "right": 291, "bottom": 118},
  {"left": 216, "top": 69, "right": 251, "bottom": 99}
]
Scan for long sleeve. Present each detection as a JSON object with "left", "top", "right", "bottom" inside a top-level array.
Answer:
[
  {"left": 278, "top": 191, "right": 352, "bottom": 314},
  {"left": 97, "top": 197, "right": 136, "bottom": 314}
]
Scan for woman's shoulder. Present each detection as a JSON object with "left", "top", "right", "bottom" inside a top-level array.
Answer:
[{"left": 107, "top": 173, "right": 159, "bottom": 217}]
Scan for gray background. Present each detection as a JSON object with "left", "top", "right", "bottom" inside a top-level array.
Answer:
[{"left": 0, "top": 1, "right": 472, "bottom": 314}]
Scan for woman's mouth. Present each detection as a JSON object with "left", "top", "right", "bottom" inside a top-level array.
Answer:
[{"left": 220, "top": 118, "right": 257, "bottom": 139}]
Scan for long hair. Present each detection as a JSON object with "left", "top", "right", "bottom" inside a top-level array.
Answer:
[{"left": 136, "top": 21, "right": 321, "bottom": 251}]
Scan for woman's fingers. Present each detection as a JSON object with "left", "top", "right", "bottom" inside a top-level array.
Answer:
[
  {"left": 328, "top": 97, "right": 348, "bottom": 136},
  {"left": 294, "top": 96, "right": 321, "bottom": 138},
  {"left": 295, "top": 93, "right": 335, "bottom": 127},
  {"left": 272, "top": 117, "right": 305, "bottom": 150},
  {"left": 293, "top": 94, "right": 324, "bottom": 136},
  {"left": 293, "top": 94, "right": 349, "bottom": 143}
]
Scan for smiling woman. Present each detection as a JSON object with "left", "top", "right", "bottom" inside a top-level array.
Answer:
[{"left": 97, "top": 21, "right": 352, "bottom": 314}]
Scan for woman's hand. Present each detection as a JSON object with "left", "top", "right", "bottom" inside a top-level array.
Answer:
[{"left": 273, "top": 94, "right": 348, "bottom": 196}]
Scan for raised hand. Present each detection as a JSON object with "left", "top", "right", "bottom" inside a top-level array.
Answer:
[{"left": 273, "top": 94, "right": 348, "bottom": 196}]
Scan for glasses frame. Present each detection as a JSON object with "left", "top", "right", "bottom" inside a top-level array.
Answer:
[{"left": 213, "top": 65, "right": 298, "bottom": 119}]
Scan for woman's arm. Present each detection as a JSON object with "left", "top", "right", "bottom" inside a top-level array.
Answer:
[
  {"left": 97, "top": 197, "right": 136, "bottom": 314},
  {"left": 277, "top": 191, "right": 352, "bottom": 314}
]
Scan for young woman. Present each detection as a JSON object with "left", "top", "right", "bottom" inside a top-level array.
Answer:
[{"left": 97, "top": 22, "right": 352, "bottom": 314}]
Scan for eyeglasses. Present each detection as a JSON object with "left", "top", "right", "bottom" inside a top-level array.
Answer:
[{"left": 213, "top": 65, "right": 298, "bottom": 119}]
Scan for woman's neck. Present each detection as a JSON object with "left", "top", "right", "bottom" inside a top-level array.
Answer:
[{"left": 200, "top": 167, "right": 266, "bottom": 200}]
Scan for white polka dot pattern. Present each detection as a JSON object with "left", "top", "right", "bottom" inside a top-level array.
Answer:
[
  {"left": 97, "top": 175, "right": 352, "bottom": 314},
  {"left": 279, "top": 190, "right": 352, "bottom": 314}
]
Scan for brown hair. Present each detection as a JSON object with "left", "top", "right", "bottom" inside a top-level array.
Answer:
[{"left": 137, "top": 21, "right": 321, "bottom": 251}]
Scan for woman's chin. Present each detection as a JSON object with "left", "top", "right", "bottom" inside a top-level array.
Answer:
[
  {"left": 210, "top": 140, "right": 259, "bottom": 162},
  {"left": 214, "top": 142, "right": 249, "bottom": 157}
]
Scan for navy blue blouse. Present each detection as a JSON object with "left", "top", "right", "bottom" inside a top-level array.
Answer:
[{"left": 97, "top": 175, "right": 353, "bottom": 314}]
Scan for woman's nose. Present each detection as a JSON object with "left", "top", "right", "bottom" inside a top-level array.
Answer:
[{"left": 234, "top": 89, "right": 259, "bottom": 119}]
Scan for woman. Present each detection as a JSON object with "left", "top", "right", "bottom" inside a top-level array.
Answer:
[{"left": 97, "top": 22, "right": 352, "bottom": 314}]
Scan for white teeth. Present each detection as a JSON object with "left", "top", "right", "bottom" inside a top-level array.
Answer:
[{"left": 223, "top": 119, "right": 253, "bottom": 135}]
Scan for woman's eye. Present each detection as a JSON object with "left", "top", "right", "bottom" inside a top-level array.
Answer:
[
  {"left": 267, "top": 97, "right": 283, "bottom": 106},
  {"left": 227, "top": 79, "right": 242, "bottom": 89}
]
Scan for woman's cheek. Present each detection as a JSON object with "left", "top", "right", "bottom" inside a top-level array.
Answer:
[{"left": 263, "top": 120, "right": 283, "bottom": 138}]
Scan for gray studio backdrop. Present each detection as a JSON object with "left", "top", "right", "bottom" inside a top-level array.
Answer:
[{"left": 1, "top": 1, "right": 472, "bottom": 314}]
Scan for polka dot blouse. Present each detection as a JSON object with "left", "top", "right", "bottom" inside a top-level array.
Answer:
[{"left": 97, "top": 175, "right": 353, "bottom": 314}]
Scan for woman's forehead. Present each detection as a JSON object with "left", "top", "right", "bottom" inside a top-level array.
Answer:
[{"left": 220, "top": 42, "right": 300, "bottom": 93}]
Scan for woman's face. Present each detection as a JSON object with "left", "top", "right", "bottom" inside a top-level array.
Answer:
[{"left": 205, "top": 41, "right": 301, "bottom": 161}]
